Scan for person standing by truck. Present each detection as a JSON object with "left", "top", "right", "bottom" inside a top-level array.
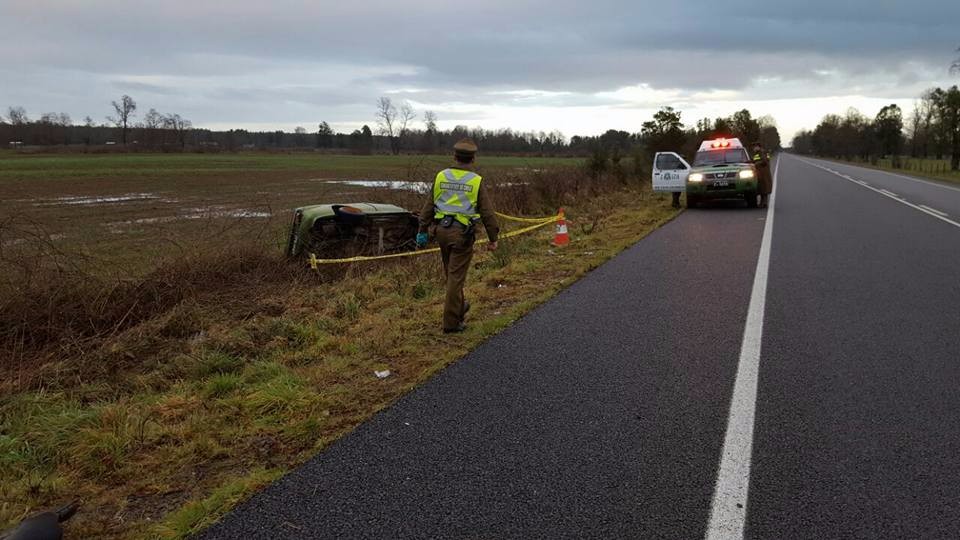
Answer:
[
  {"left": 415, "top": 138, "right": 500, "bottom": 334},
  {"left": 752, "top": 142, "right": 773, "bottom": 208}
]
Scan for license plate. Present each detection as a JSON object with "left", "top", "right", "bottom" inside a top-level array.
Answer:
[{"left": 713, "top": 181, "right": 729, "bottom": 187}]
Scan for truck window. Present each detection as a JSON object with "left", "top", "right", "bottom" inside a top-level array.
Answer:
[
  {"left": 693, "top": 148, "right": 750, "bottom": 166},
  {"left": 656, "top": 154, "right": 686, "bottom": 170}
]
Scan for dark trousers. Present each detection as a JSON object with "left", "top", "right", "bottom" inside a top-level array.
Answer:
[{"left": 435, "top": 225, "right": 474, "bottom": 330}]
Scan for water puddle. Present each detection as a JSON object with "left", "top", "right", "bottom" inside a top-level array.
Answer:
[
  {"left": 312, "top": 179, "right": 430, "bottom": 193},
  {"left": 35, "top": 193, "right": 164, "bottom": 206},
  {"left": 105, "top": 207, "right": 273, "bottom": 230}
]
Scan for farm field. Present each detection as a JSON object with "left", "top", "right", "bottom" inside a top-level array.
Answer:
[{"left": 0, "top": 152, "right": 581, "bottom": 272}]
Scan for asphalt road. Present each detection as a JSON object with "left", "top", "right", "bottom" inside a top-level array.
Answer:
[{"left": 200, "top": 155, "right": 960, "bottom": 539}]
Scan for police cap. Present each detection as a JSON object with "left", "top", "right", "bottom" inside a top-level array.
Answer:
[{"left": 453, "top": 138, "right": 478, "bottom": 154}]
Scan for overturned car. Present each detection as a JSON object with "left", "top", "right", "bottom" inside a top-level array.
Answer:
[{"left": 286, "top": 203, "right": 420, "bottom": 258}]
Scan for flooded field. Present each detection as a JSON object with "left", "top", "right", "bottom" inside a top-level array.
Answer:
[{"left": 0, "top": 152, "right": 578, "bottom": 272}]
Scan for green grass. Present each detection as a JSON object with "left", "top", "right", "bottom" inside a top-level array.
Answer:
[
  {"left": 827, "top": 156, "right": 960, "bottom": 185},
  {"left": 0, "top": 152, "right": 580, "bottom": 180},
  {"left": 150, "top": 468, "right": 283, "bottom": 538}
]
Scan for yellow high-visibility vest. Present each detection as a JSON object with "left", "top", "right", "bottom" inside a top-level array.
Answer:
[{"left": 433, "top": 168, "right": 482, "bottom": 226}]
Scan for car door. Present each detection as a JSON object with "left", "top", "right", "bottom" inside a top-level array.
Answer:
[{"left": 652, "top": 152, "right": 691, "bottom": 192}]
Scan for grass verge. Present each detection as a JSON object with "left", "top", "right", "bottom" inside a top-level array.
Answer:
[
  {"left": 816, "top": 155, "right": 960, "bottom": 186},
  {"left": 1, "top": 182, "right": 677, "bottom": 538}
]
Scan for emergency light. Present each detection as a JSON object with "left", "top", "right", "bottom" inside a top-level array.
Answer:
[{"left": 710, "top": 139, "right": 731, "bottom": 149}]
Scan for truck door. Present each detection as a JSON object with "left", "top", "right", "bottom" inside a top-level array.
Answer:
[{"left": 652, "top": 152, "right": 691, "bottom": 192}]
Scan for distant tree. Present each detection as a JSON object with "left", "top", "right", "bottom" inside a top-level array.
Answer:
[
  {"left": 930, "top": 86, "right": 960, "bottom": 170},
  {"left": 7, "top": 106, "right": 28, "bottom": 124},
  {"left": 317, "top": 121, "right": 334, "bottom": 148},
  {"left": 874, "top": 104, "right": 903, "bottom": 157},
  {"left": 641, "top": 106, "right": 685, "bottom": 152},
  {"left": 422, "top": 110, "right": 438, "bottom": 152},
  {"left": 361, "top": 124, "right": 373, "bottom": 152},
  {"left": 791, "top": 129, "right": 814, "bottom": 154},
  {"left": 83, "top": 116, "right": 95, "bottom": 145},
  {"left": 142, "top": 108, "right": 164, "bottom": 129},
  {"left": 294, "top": 126, "right": 308, "bottom": 147},
  {"left": 375, "top": 97, "right": 416, "bottom": 154},
  {"left": 599, "top": 129, "right": 631, "bottom": 162},
  {"left": 695, "top": 118, "right": 714, "bottom": 137},
  {"left": 348, "top": 124, "right": 374, "bottom": 154},
  {"left": 162, "top": 113, "right": 192, "bottom": 149},
  {"left": 757, "top": 115, "right": 782, "bottom": 151},
  {"left": 108, "top": 95, "right": 137, "bottom": 144},
  {"left": 713, "top": 117, "right": 731, "bottom": 137},
  {"left": 728, "top": 109, "right": 761, "bottom": 144}
]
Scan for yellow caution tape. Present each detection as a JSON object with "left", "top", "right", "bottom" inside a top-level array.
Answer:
[
  {"left": 495, "top": 212, "right": 557, "bottom": 224},
  {"left": 308, "top": 216, "right": 558, "bottom": 267}
]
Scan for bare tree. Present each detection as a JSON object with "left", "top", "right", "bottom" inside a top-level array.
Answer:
[
  {"left": 375, "top": 97, "right": 397, "bottom": 153},
  {"left": 424, "top": 110, "right": 438, "bottom": 132},
  {"left": 422, "top": 110, "right": 438, "bottom": 152},
  {"left": 108, "top": 95, "right": 137, "bottom": 144},
  {"left": 375, "top": 97, "right": 416, "bottom": 154},
  {"left": 162, "top": 113, "right": 192, "bottom": 150},
  {"left": 83, "top": 116, "right": 95, "bottom": 145},
  {"left": 143, "top": 108, "right": 164, "bottom": 129},
  {"left": 398, "top": 101, "right": 416, "bottom": 152},
  {"left": 7, "top": 106, "right": 28, "bottom": 125}
]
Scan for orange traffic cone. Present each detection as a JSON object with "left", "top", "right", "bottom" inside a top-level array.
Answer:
[{"left": 552, "top": 208, "right": 570, "bottom": 247}]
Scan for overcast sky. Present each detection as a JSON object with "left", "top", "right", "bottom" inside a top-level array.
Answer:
[{"left": 2, "top": 1, "right": 958, "bottom": 144}]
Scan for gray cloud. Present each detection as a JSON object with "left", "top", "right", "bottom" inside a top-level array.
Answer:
[{"left": 2, "top": 0, "right": 958, "bottom": 136}]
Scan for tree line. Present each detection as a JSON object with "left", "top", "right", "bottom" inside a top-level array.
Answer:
[
  {"left": 791, "top": 85, "right": 960, "bottom": 171},
  {"left": 1, "top": 96, "right": 192, "bottom": 150},
  {"left": 1, "top": 94, "right": 781, "bottom": 159}
]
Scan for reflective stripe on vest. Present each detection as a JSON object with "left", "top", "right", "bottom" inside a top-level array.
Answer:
[
  {"left": 433, "top": 168, "right": 482, "bottom": 226},
  {"left": 753, "top": 153, "right": 763, "bottom": 161}
]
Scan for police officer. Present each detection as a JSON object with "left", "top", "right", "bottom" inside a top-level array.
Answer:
[
  {"left": 416, "top": 138, "right": 500, "bottom": 333},
  {"left": 752, "top": 142, "right": 773, "bottom": 208}
]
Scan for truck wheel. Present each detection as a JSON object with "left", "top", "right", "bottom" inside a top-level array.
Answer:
[
  {"left": 687, "top": 195, "right": 699, "bottom": 208},
  {"left": 745, "top": 193, "right": 758, "bottom": 208}
]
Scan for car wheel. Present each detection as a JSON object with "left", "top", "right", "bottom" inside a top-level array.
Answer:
[{"left": 745, "top": 193, "right": 758, "bottom": 208}]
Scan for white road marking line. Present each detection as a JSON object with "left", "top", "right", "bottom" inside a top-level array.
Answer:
[
  {"left": 918, "top": 204, "right": 949, "bottom": 217},
  {"left": 798, "top": 156, "right": 960, "bottom": 230},
  {"left": 806, "top": 156, "right": 960, "bottom": 193},
  {"left": 837, "top": 163, "right": 960, "bottom": 194},
  {"left": 704, "top": 157, "right": 779, "bottom": 540},
  {"left": 878, "top": 189, "right": 902, "bottom": 198}
]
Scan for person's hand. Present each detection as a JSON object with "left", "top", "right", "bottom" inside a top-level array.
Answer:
[
  {"left": 415, "top": 232, "right": 428, "bottom": 248},
  {"left": 487, "top": 241, "right": 498, "bottom": 252}
]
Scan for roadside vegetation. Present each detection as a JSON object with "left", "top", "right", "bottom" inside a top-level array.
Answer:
[
  {"left": 0, "top": 154, "right": 678, "bottom": 538},
  {"left": 792, "top": 85, "right": 960, "bottom": 182}
]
